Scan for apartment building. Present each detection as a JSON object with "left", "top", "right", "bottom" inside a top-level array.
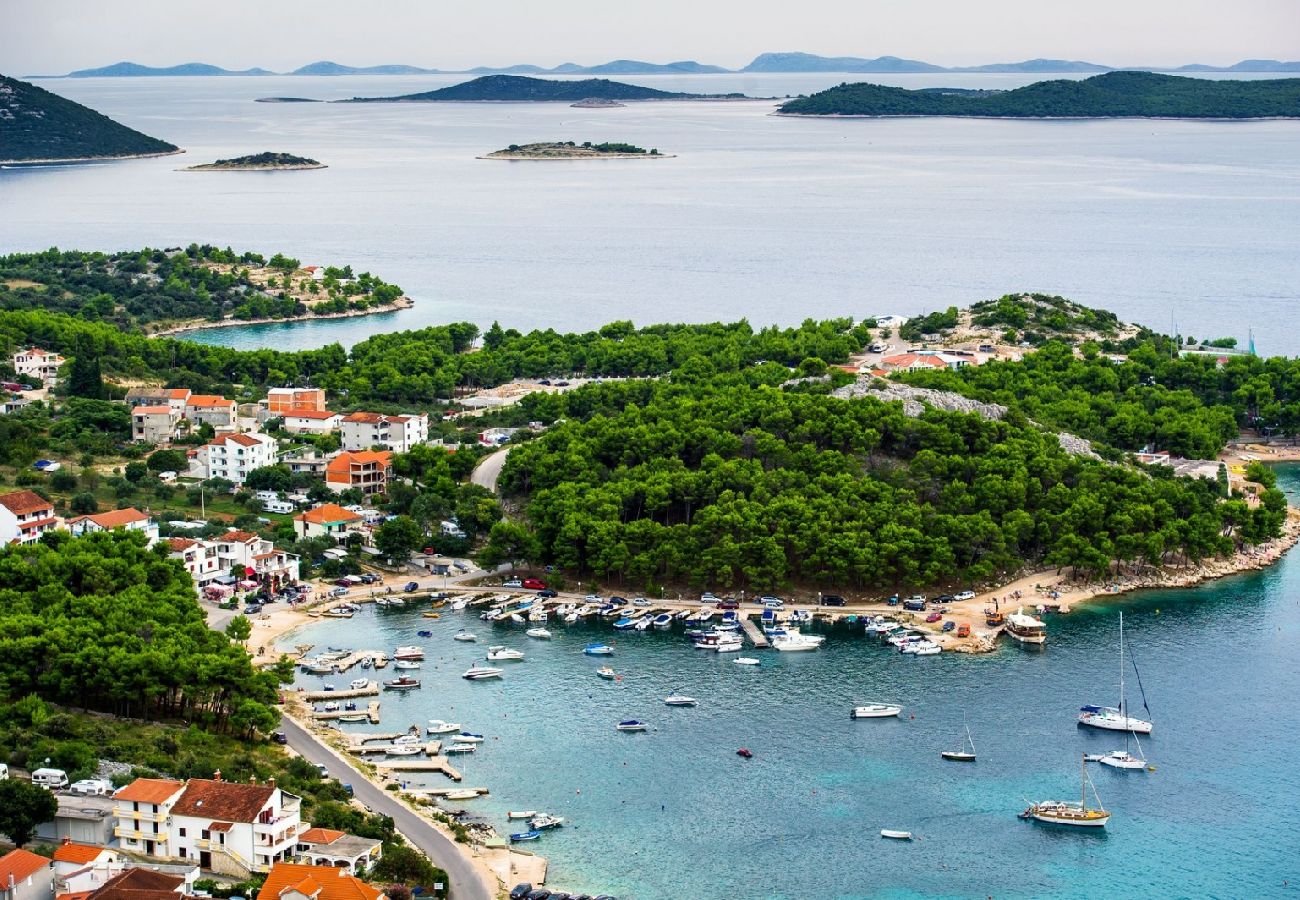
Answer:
[
  {"left": 339, "top": 412, "right": 428, "bottom": 454},
  {"left": 132, "top": 405, "right": 181, "bottom": 443},
  {"left": 184, "top": 395, "right": 238, "bottom": 431},
  {"left": 0, "top": 489, "right": 58, "bottom": 545},
  {"left": 66, "top": 508, "right": 158, "bottom": 546},
  {"left": 324, "top": 450, "right": 392, "bottom": 496},
  {"left": 11, "top": 347, "right": 65, "bottom": 384},
  {"left": 197, "top": 432, "right": 277, "bottom": 483}
]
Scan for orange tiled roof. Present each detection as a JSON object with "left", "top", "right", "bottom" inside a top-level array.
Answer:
[
  {"left": 260, "top": 863, "right": 383, "bottom": 900},
  {"left": 297, "top": 828, "right": 345, "bottom": 845},
  {"left": 341, "top": 411, "right": 384, "bottom": 424},
  {"left": 220, "top": 530, "right": 259, "bottom": 543},
  {"left": 284, "top": 410, "right": 339, "bottom": 420},
  {"left": 0, "top": 489, "right": 53, "bottom": 516},
  {"left": 83, "top": 508, "right": 150, "bottom": 529},
  {"left": 210, "top": 433, "right": 263, "bottom": 447},
  {"left": 113, "top": 777, "right": 185, "bottom": 804},
  {"left": 133, "top": 405, "right": 173, "bottom": 415},
  {"left": 294, "top": 503, "right": 363, "bottom": 526},
  {"left": 167, "top": 388, "right": 192, "bottom": 400},
  {"left": 0, "top": 849, "right": 52, "bottom": 885},
  {"left": 187, "top": 394, "right": 234, "bottom": 408},
  {"left": 169, "top": 778, "right": 274, "bottom": 822},
  {"left": 52, "top": 843, "right": 107, "bottom": 865},
  {"left": 167, "top": 537, "right": 198, "bottom": 551}
]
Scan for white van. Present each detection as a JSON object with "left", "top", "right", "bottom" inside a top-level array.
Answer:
[
  {"left": 31, "top": 767, "right": 69, "bottom": 789},
  {"left": 263, "top": 500, "right": 295, "bottom": 514}
]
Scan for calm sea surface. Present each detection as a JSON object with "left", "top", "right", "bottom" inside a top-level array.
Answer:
[
  {"left": 280, "top": 468, "right": 1300, "bottom": 899},
  {"left": 2, "top": 73, "right": 1299, "bottom": 353}
]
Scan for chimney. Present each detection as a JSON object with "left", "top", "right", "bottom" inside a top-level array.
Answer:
[
  {"left": 62, "top": 837, "right": 72, "bottom": 845},
  {"left": 268, "top": 778, "right": 276, "bottom": 789},
  {"left": 213, "top": 769, "right": 222, "bottom": 782}
]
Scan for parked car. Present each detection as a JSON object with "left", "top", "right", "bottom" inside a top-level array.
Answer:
[
  {"left": 822, "top": 594, "right": 846, "bottom": 607},
  {"left": 510, "top": 885, "right": 534, "bottom": 900},
  {"left": 957, "top": 623, "right": 971, "bottom": 638},
  {"left": 404, "top": 581, "right": 420, "bottom": 592},
  {"left": 700, "top": 592, "right": 718, "bottom": 602},
  {"left": 633, "top": 597, "right": 651, "bottom": 607},
  {"left": 933, "top": 594, "right": 955, "bottom": 604},
  {"left": 716, "top": 599, "right": 740, "bottom": 610},
  {"left": 608, "top": 596, "right": 628, "bottom": 607},
  {"left": 31, "top": 768, "right": 69, "bottom": 789},
  {"left": 926, "top": 611, "right": 943, "bottom": 623},
  {"left": 503, "top": 579, "right": 523, "bottom": 588},
  {"left": 942, "top": 620, "right": 956, "bottom": 632},
  {"left": 761, "top": 597, "right": 784, "bottom": 609},
  {"left": 537, "top": 589, "right": 558, "bottom": 599},
  {"left": 272, "top": 732, "right": 288, "bottom": 745},
  {"left": 360, "top": 573, "right": 381, "bottom": 584},
  {"left": 954, "top": 590, "right": 976, "bottom": 602},
  {"left": 328, "top": 587, "right": 349, "bottom": 597},
  {"left": 523, "top": 578, "right": 546, "bottom": 590},
  {"left": 243, "top": 604, "right": 262, "bottom": 615},
  {"left": 903, "top": 597, "right": 928, "bottom": 612},
  {"left": 758, "top": 595, "right": 782, "bottom": 606}
]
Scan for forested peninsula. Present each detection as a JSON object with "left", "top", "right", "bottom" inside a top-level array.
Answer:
[
  {"left": 184, "top": 151, "right": 324, "bottom": 170},
  {"left": 0, "top": 73, "right": 179, "bottom": 162},
  {"left": 345, "top": 74, "right": 745, "bottom": 102},
  {"left": 778, "top": 71, "right": 1300, "bottom": 118},
  {"left": 1, "top": 284, "right": 1295, "bottom": 594},
  {"left": 0, "top": 245, "right": 405, "bottom": 331},
  {"left": 483, "top": 141, "right": 666, "bottom": 159}
]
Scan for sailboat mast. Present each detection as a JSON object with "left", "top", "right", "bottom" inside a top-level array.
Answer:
[
  {"left": 1118, "top": 612, "right": 1125, "bottom": 719},
  {"left": 1081, "top": 754, "right": 1087, "bottom": 809}
]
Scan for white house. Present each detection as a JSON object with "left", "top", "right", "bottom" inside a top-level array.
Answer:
[
  {"left": 214, "top": 529, "right": 300, "bottom": 588},
  {"left": 184, "top": 395, "right": 238, "bottom": 432},
  {"left": 293, "top": 829, "right": 382, "bottom": 874},
  {"left": 132, "top": 405, "right": 181, "bottom": 444},
  {"left": 12, "top": 347, "right": 65, "bottom": 384},
  {"left": 280, "top": 410, "right": 342, "bottom": 435},
  {"left": 67, "top": 508, "right": 158, "bottom": 546},
  {"left": 340, "top": 412, "right": 429, "bottom": 454},
  {"left": 0, "top": 849, "right": 55, "bottom": 900},
  {"left": 197, "top": 432, "right": 278, "bottom": 483},
  {"left": 292, "top": 503, "right": 364, "bottom": 542},
  {"left": 114, "top": 775, "right": 305, "bottom": 878},
  {"left": 0, "top": 489, "right": 58, "bottom": 545}
]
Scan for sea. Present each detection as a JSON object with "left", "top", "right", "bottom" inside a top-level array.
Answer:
[
  {"left": 2, "top": 72, "right": 1299, "bottom": 353},
  {"left": 284, "top": 471, "right": 1300, "bottom": 900}
]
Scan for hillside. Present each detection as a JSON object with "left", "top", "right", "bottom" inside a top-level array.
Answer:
[
  {"left": 0, "top": 74, "right": 178, "bottom": 162},
  {"left": 345, "top": 74, "right": 744, "bottom": 102},
  {"left": 778, "top": 71, "right": 1300, "bottom": 117},
  {"left": 66, "top": 61, "right": 272, "bottom": 77}
]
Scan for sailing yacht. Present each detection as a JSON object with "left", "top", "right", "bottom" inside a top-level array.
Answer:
[
  {"left": 941, "top": 723, "right": 977, "bottom": 762},
  {"left": 1020, "top": 755, "right": 1110, "bottom": 828},
  {"left": 1079, "top": 611, "right": 1154, "bottom": 734}
]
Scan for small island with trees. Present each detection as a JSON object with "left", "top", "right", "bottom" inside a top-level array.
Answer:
[
  {"left": 184, "top": 151, "right": 326, "bottom": 171},
  {"left": 482, "top": 141, "right": 669, "bottom": 160},
  {"left": 778, "top": 71, "right": 1300, "bottom": 118}
]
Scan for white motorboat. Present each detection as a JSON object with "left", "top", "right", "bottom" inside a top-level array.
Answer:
[
  {"left": 734, "top": 657, "right": 761, "bottom": 666},
  {"left": 525, "top": 627, "right": 552, "bottom": 639},
  {"left": 462, "top": 666, "right": 504, "bottom": 680},
  {"left": 394, "top": 660, "right": 421, "bottom": 670},
  {"left": 902, "top": 640, "right": 941, "bottom": 656},
  {"left": 1004, "top": 608, "right": 1047, "bottom": 645},
  {"left": 880, "top": 830, "right": 913, "bottom": 841},
  {"left": 616, "top": 720, "right": 649, "bottom": 731},
  {"left": 349, "top": 678, "right": 369, "bottom": 690},
  {"left": 852, "top": 704, "right": 902, "bottom": 719},
  {"left": 453, "top": 630, "right": 477, "bottom": 642},
  {"left": 444, "top": 743, "right": 477, "bottom": 753},
  {"left": 445, "top": 789, "right": 480, "bottom": 801},
  {"left": 528, "top": 609, "right": 548, "bottom": 623},
  {"left": 393, "top": 645, "right": 425, "bottom": 660},
  {"left": 509, "top": 613, "right": 525, "bottom": 624},
  {"left": 450, "top": 598, "right": 469, "bottom": 611},
  {"left": 771, "top": 629, "right": 824, "bottom": 652},
  {"left": 393, "top": 733, "right": 422, "bottom": 745},
  {"left": 427, "top": 719, "right": 461, "bottom": 734},
  {"left": 1020, "top": 755, "right": 1110, "bottom": 827},
  {"left": 382, "top": 676, "right": 421, "bottom": 691},
  {"left": 564, "top": 612, "right": 578, "bottom": 624},
  {"left": 633, "top": 616, "right": 652, "bottom": 631},
  {"left": 506, "top": 810, "right": 538, "bottom": 820},
  {"left": 384, "top": 745, "right": 422, "bottom": 756},
  {"left": 321, "top": 701, "right": 340, "bottom": 712},
  {"left": 487, "top": 646, "right": 525, "bottom": 661},
  {"left": 664, "top": 694, "right": 698, "bottom": 707},
  {"left": 453, "top": 731, "right": 485, "bottom": 743},
  {"left": 714, "top": 635, "right": 744, "bottom": 652},
  {"left": 530, "top": 813, "right": 564, "bottom": 830},
  {"left": 1079, "top": 611, "right": 1154, "bottom": 734},
  {"left": 584, "top": 643, "right": 614, "bottom": 656}
]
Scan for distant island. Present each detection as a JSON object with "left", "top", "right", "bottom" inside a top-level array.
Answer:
[
  {"left": 343, "top": 74, "right": 746, "bottom": 103},
  {"left": 0, "top": 73, "right": 179, "bottom": 163},
  {"left": 482, "top": 141, "right": 669, "bottom": 160},
  {"left": 39, "top": 55, "right": 1300, "bottom": 78},
  {"left": 183, "top": 152, "right": 325, "bottom": 171},
  {"left": 572, "top": 98, "right": 626, "bottom": 108},
  {"left": 778, "top": 71, "right": 1300, "bottom": 118},
  {"left": 254, "top": 97, "right": 321, "bottom": 103}
]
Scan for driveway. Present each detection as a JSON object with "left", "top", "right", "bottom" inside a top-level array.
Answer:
[
  {"left": 470, "top": 447, "right": 511, "bottom": 493},
  {"left": 277, "top": 716, "right": 495, "bottom": 900}
]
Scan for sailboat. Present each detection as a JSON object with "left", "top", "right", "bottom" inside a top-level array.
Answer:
[
  {"left": 1020, "top": 754, "right": 1110, "bottom": 828},
  {"left": 941, "top": 722, "right": 977, "bottom": 762},
  {"left": 1079, "top": 611, "right": 1154, "bottom": 734}
]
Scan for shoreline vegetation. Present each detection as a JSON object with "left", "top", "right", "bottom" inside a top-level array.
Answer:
[
  {"left": 481, "top": 140, "right": 670, "bottom": 160},
  {"left": 343, "top": 73, "right": 749, "bottom": 103},
  {"left": 183, "top": 151, "right": 325, "bottom": 171},
  {"left": 778, "top": 71, "right": 1300, "bottom": 118},
  {"left": 149, "top": 293, "right": 412, "bottom": 335},
  {"left": 0, "top": 148, "right": 185, "bottom": 165}
]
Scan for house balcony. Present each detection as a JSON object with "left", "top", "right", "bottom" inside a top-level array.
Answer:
[
  {"left": 114, "top": 808, "right": 168, "bottom": 823},
  {"left": 115, "top": 825, "right": 169, "bottom": 842}
]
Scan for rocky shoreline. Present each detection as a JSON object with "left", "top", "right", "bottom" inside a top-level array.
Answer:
[{"left": 148, "top": 295, "right": 413, "bottom": 337}]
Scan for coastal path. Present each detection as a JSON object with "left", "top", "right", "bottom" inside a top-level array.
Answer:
[
  {"left": 277, "top": 715, "right": 495, "bottom": 900},
  {"left": 470, "top": 446, "right": 511, "bottom": 493}
]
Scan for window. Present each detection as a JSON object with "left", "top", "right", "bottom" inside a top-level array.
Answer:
[
  {"left": 179, "top": 848, "right": 186, "bottom": 859},
  {"left": 179, "top": 827, "right": 186, "bottom": 837}
]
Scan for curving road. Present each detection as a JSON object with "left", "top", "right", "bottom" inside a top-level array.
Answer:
[
  {"left": 470, "top": 446, "right": 511, "bottom": 493},
  {"left": 278, "top": 715, "right": 495, "bottom": 900}
]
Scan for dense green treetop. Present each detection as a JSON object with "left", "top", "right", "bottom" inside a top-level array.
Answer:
[
  {"left": 779, "top": 71, "right": 1300, "bottom": 118},
  {"left": 0, "top": 74, "right": 178, "bottom": 162}
]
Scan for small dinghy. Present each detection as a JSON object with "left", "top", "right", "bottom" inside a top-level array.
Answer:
[
  {"left": 507, "top": 810, "right": 538, "bottom": 820},
  {"left": 416, "top": 629, "right": 434, "bottom": 637},
  {"left": 736, "top": 748, "right": 753, "bottom": 759},
  {"left": 881, "top": 830, "right": 913, "bottom": 841},
  {"left": 510, "top": 830, "right": 542, "bottom": 843},
  {"left": 734, "top": 657, "right": 761, "bottom": 666},
  {"left": 584, "top": 643, "right": 614, "bottom": 656},
  {"left": 444, "top": 789, "right": 480, "bottom": 801},
  {"left": 852, "top": 704, "right": 902, "bottom": 719},
  {"left": 596, "top": 666, "right": 617, "bottom": 680},
  {"left": 453, "top": 630, "right": 476, "bottom": 642},
  {"left": 525, "top": 627, "right": 552, "bottom": 639}
]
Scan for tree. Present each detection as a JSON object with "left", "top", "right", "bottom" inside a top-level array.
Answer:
[
  {"left": 148, "top": 448, "right": 189, "bottom": 473},
  {"left": 225, "top": 615, "right": 252, "bottom": 643},
  {"left": 70, "top": 492, "right": 98, "bottom": 514},
  {"left": 245, "top": 465, "right": 292, "bottom": 493},
  {"left": 0, "top": 780, "right": 59, "bottom": 847},
  {"left": 370, "top": 844, "right": 447, "bottom": 887},
  {"left": 124, "top": 461, "right": 149, "bottom": 483},
  {"left": 66, "top": 352, "right": 106, "bottom": 400},
  {"left": 375, "top": 516, "right": 421, "bottom": 563}
]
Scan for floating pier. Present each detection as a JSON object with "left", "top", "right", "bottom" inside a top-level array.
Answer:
[
  {"left": 303, "top": 682, "right": 379, "bottom": 700},
  {"left": 312, "top": 701, "right": 381, "bottom": 724},
  {"left": 350, "top": 740, "right": 442, "bottom": 756},
  {"left": 739, "top": 614, "right": 770, "bottom": 648},
  {"left": 376, "top": 757, "right": 463, "bottom": 780}
]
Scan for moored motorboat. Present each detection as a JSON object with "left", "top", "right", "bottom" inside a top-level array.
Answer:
[
  {"left": 652, "top": 613, "right": 673, "bottom": 628},
  {"left": 394, "top": 660, "right": 421, "bottom": 670},
  {"left": 427, "top": 719, "right": 461, "bottom": 734},
  {"left": 337, "top": 713, "right": 368, "bottom": 723},
  {"left": 462, "top": 666, "right": 504, "bottom": 680},
  {"left": 445, "top": 789, "right": 480, "bottom": 801},
  {"left": 453, "top": 630, "right": 477, "bottom": 642},
  {"left": 530, "top": 813, "right": 564, "bottom": 830},
  {"left": 321, "top": 701, "right": 340, "bottom": 712},
  {"left": 525, "top": 627, "right": 552, "bottom": 639},
  {"left": 487, "top": 646, "right": 525, "bottom": 661},
  {"left": 664, "top": 694, "right": 698, "bottom": 707},
  {"left": 384, "top": 745, "right": 422, "bottom": 756},
  {"left": 393, "top": 645, "right": 425, "bottom": 660},
  {"left": 507, "top": 810, "right": 538, "bottom": 820},
  {"left": 509, "top": 830, "right": 541, "bottom": 842},
  {"left": 1004, "top": 608, "right": 1047, "bottom": 645},
  {"left": 349, "top": 678, "right": 369, "bottom": 690},
  {"left": 770, "top": 628, "right": 825, "bottom": 652},
  {"left": 454, "top": 731, "right": 485, "bottom": 743},
  {"left": 616, "top": 720, "right": 648, "bottom": 731},
  {"left": 382, "top": 676, "right": 421, "bottom": 690},
  {"left": 736, "top": 748, "right": 753, "bottom": 759},
  {"left": 852, "top": 704, "right": 902, "bottom": 719},
  {"left": 880, "top": 830, "right": 913, "bottom": 840},
  {"left": 734, "top": 657, "right": 761, "bottom": 666},
  {"left": 596, "top": 666, "right": 617, "bottom": 680},
  {"left": 444, "top": 743, "right": 477, "bottom": 753},
  {"left": 613, "top": 617, "right": 637, "bottom": 630},
  {"left": 584, "top": 643, "right": 614, "bottom": 656}
]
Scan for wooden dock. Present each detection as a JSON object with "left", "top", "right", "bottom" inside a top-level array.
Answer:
[
  {"left": 376, "top": 757, "right": 463, "bottom": 781},
  {"left": 312, "top": 701, "right": 381, "bottom": 724},
  {"left": 303, "top": 682, "right": 379, "bottom": 701},
  {"left": 402, "top": 786, "right": 489, "bottom": 798},
  {"left": 350, "top": 740, "right": 442, "bottom": 756},
  {"left": 740, "top": 614, "right": 770, "bottom": 648}
]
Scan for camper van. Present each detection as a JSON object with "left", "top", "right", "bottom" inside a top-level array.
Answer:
[
  {"left": 263, "top": 499, "right": 295, "bottom": 515},
  {"left": 255, "top": 490, "right": 281, "bottom": 504},
  {"left": 31, "top": 767, "right": 69, "bottom": 789}
]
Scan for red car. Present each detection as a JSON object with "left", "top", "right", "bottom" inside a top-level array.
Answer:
[
  {"left": 716, "top": 599, "right": 740, "bottom": 610},
  {"left": 925, "top": 611, "right": 943, "bottom": 623},
  {"left": 522, "top": 578, "right": 547, "bottom": 590}
]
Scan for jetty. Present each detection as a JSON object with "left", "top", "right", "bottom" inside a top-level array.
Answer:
[
  {"left": 312, "top": 700, "right": 381, "bottom": 724},
  {"left": 403, "top": 786, "right": 489, "bottom": 798},
  {"left": 377, "top": 757, "right": 463, "bottom": 781},
  {"left": 350, "top": 739, "right": 443, "bottom": 756},
  {"left": 739, "top": 614, "right": 770, "bottom": 648},
  {"left": 303, "top": 681, "right": 379, "bottom": 700}
]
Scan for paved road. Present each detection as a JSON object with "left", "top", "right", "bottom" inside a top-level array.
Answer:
[
  {"left": 470, "top": 447, "right": 511, "bottom": 493},
  {"left": 278, "top": 715, "right": 495, "bottom": 900}
]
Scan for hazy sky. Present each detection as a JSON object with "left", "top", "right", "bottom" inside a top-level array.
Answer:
[{"left": 7, "top": 0, "right": 1298, "bottom": 73}]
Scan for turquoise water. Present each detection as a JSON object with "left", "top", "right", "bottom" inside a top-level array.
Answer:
[{"left": 284, "top": 477, "right": 1300, "bottom": 898}]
